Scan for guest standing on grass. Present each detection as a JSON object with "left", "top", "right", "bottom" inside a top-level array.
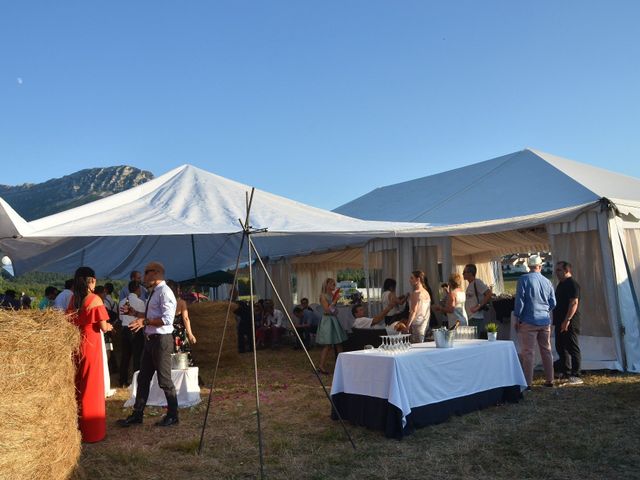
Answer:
[
  {"left": 117, "top": 262, "right": 179, "bottom": 428},
  {"left": 316, "top": 278, "right": 347, "bottom": 374},
  {"left": 118, "top": 280, "right": 146, "bottom": 387},
  {"left": 404, "top": 271, "right": 431, "bottom": 343},
  {"left": 66, "top": 266, "right": 113, "bottom": 443},
  {"left": 463, "top": 264, "right": 492, "bottom": 338},
  {"left": 433, "top": 273, "right": 468, "bottom": 328},
  {"left": 554, "top": 261, "right": 583, "bottom": 385},
  {"left": 381, "top": 278, "right": 406, "bottom": 325},
  {"left": 514, "top": 255, "right": 556, "bottom": 389},
  {"left": 167, "top": 280, "right": 197, "bottom": 364}
]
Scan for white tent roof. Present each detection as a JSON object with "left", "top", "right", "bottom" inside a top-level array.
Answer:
[
  {"left": 0, "top": 198, "right": 29, "bottom": 239},
  {"left": 0, "top": 164, "right": 427, "bottom": 279},
  {"left": 334, "top": 148, "right": 640, "bottom": 226}
]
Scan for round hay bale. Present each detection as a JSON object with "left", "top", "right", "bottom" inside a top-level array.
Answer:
[
  {"left": 188, "top": 301, "right": 240, "bottom": 378},
  {"left": 0, "top": 309, "right": 81, "bottom": 480}
]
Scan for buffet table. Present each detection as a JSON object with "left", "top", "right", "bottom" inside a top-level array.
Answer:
[
  {"left": 124, "top": 367, "right": 201, "bottom": 408},
  {"left": 330, "top": 340, "right": 526, "bottom": 439}
]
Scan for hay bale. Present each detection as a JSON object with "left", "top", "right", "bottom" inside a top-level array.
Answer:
[
  {"left": 0, "top": 309, "right": 81, "bottom": 480},
  {"left": 188, "top": 301, "right": 240, "bottom": 376}
]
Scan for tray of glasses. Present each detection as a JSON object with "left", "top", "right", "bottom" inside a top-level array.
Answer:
[{"left": 375, "top": 334, "right": 412, "bottom": 354}]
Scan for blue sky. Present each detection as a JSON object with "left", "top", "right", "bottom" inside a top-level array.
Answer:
[{"left": 1, "top": 1, "right": 639, "bottom": 211}]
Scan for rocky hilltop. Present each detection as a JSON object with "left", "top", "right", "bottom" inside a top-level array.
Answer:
[{"left": 0, "top": 166, "right": 154, "bottom": 220}]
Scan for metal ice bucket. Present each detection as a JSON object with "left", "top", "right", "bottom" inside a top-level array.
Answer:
[
  {"left": 171, "top": 352, "right": 189, "bottom": 369},
  {"left": 434, "top": 328, "right": 456, "bottom": 348}
]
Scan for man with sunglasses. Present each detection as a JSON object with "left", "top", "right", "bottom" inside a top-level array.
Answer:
[{"left": 117, "top": 261, "right": 179, "bottom": 427}]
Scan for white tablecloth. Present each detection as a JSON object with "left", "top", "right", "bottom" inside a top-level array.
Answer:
[
  {"left": 331, "top": 339, "right": 526, "bottom": 427},
  {"left": 124, "top": 367, "right": 201, "bottom": 408}
]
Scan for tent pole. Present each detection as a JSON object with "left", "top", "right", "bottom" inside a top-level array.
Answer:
[
  {"left": 191, "top": 234, "right": 199, "bottom": 302},
  {"left": 197, "top": 188, "right": 266, "bottom": 480},
  {"left": 197, "top": 231, "right": 245, "bottom": 455},
  {"left": 247, "top": 233, "right": 266, "bottom": 479},
  {"left": 364, "top": 244, "right": 371, "bottom": 317}
]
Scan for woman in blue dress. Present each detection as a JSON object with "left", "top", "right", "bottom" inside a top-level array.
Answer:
[{"left": 316, "top": 278, "right": 348, "bottom": 374}]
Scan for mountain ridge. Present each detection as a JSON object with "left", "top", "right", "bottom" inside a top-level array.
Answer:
[{"left": 0, "top": 165, "right": 154, "bottom": 221}]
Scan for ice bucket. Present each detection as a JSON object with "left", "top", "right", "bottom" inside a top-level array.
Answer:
[
  {"left": 434, "top": 328, "right": 456, "bottom": 348},
  {"left": 171, "top": 352, "right": 189, "bottom": 369}
]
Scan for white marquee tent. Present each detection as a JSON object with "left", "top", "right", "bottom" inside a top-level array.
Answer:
[
  {"left": 2, "top": 150, "right": 639, "bottom": 372},
  {"left": 334, "top": 148, "right": 640, "bottom": 372}
]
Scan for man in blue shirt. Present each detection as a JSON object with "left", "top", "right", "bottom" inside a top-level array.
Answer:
[{"left": 514, "top": 254, "right": 556, "bottom": 388}]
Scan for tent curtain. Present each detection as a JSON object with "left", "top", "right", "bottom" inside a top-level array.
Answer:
[
  {"left": 453, "top": 259, "right": 499, "bottom": 293},
  {"left": 269, "top": 259, "right": 293, "bottom": 313},
  {"left": 289, "top": 247, "right": 362, "bottom": 267},
  {"left": 548, "top": 230, "right": 611, "bottom": 337},
  {"left": 610, "top": 218, "right": 640, "bottom": 372},
  {"left": 451, "top": 230, "right": 549, "bottom": 260},
  {"left": 413, "top": 245, "right": 440, "bottom": 294},
  {"left": 365, "top": 249, "right": 397, "bottom": 298},
  {"left": 624, "top": 228, "right": 640, "bottom": 312},
  {"left": 252, "top": 261, "right": 270, "bottom": 300},
  {"left": 292, "top": 263, "right": 339, "bottom": 306}
]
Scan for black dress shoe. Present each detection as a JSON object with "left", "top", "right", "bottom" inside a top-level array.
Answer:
[
  {"left": 116, "top": 414, "right": 143, "bottom": 427},
  {"left": 155, "top": 415, "right": 179, "bottom": 427}
]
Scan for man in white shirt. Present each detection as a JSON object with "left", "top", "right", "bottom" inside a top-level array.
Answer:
[
  {"left": 352, "top": 303, "right": 396, "bottom": 333},
  {"left": 263, "top": 300, "right": 287, "bottom": 346},
  {"left": 53, "top": 279, "right": 73, "bottom": 311},
  {"left": 118, "top": 280, "right": 146, "bottom": 387},
  {"left": 463, "top": 264, "right": 492, "bottom": 339},
  {"left": 117, "top": 262, "right": 178, "bottom": 428},
  {"left": 119, "top": 270, "right": 147, "bottom": 301}
]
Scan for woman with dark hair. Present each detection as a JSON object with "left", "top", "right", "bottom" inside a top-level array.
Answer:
[
  {"left": 381, "top": 278, "right": 406, "bottom": 325},
  {"left": 404, "top": 270, "right": 431, "bottom": 343},
  {"left": 66, "top": 266, "right": 113, "bottom": 443},
  {"left": 167, "top": 280, "right": 197, "bottom": 362}
]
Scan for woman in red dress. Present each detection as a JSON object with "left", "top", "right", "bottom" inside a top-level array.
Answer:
[{"left": 66, "top": 266, "right": 113, "bottom": 443}]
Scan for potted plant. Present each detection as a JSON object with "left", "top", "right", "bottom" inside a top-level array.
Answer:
[{"left": 486, "top": 322, "right": 498, "bottom": 341}]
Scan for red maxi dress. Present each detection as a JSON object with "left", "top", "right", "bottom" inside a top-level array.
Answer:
[{"left": 67, "top": 293, "right": 110, "bottom": 443}]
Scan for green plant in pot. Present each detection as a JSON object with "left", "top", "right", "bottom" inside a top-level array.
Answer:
[{"left": 486, "top": 322, "right": 498, "bottom": 341}]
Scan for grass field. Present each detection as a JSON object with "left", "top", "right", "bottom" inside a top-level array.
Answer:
[{"left": 73, "top": 345, "right": 640, "bottom": 480}]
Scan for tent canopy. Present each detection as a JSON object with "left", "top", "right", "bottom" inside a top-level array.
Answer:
[
  {"left": 334, "top": 148, "right": 640, "bottom": 225},
  {"left": 0, "top": 164, "right": 427, "bottom": 279}
]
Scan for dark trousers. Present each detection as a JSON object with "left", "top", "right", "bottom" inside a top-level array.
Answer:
[
  {"left": 555, "top": 324, "right": 581, "bottom": 375},
  {"left": 133, "top": 334, "right": 178, "bottom": 417},
  {"left": 119, "top": 327, "right": 144, "bottom": 385},
  {"left": 294, "top": 325, "right": 318, "bottom": 349},
  {"left": 237, "top": 321, "right": 254, "bottom": 353}
]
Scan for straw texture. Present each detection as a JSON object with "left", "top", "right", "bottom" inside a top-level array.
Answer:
[{"left": 0, "top": 309, "right": 82, "bottom": 480}]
